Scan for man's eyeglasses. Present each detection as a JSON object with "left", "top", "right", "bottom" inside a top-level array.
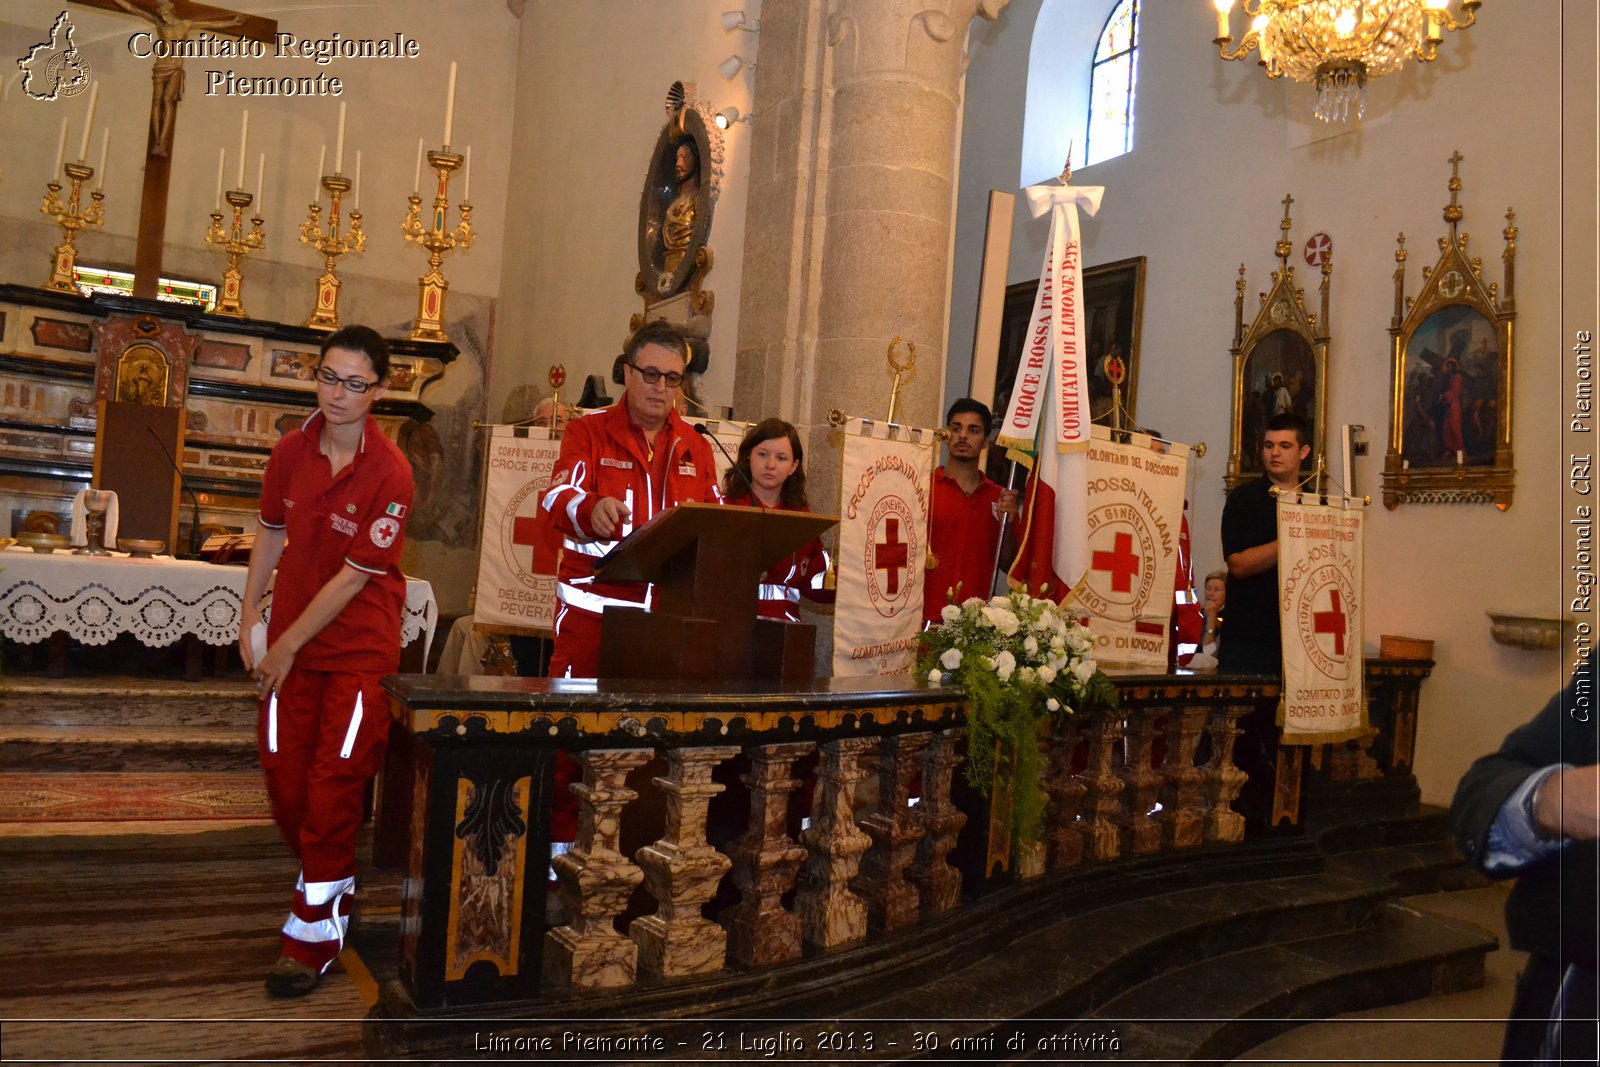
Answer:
[
  {"left": 628, "top": 364, "right": 684, "bottom": 388},
  {"left": 313, "top": 365, "right": 381, "bottom": 393}
]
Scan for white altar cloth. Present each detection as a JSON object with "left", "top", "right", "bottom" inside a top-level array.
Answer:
[{"left": 0, "top": 548, "right": 436, "bottom": 652}]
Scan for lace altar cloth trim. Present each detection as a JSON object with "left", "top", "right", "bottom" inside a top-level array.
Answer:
[{"left": 0, "top": 549, "right": 435, "bottom": 649}]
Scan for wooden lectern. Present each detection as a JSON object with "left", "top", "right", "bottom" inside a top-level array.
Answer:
[{"left": 594, "top": 502, "right": 837, "bottom": 683}]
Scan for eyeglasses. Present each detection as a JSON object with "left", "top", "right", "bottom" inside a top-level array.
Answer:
[
  {"left": 627, "top": 364, "right": 684, "bottom": 388},
  {"left": 313, "top": 365, "right": 380, "bottom": 393}
]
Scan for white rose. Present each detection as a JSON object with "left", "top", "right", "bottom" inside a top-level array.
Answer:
[
  {"left": 1038, "top": 664, "right": 1057, "bottom": 684},
  {"left": 941, "top": 603, "right": 962, "bottom": 623},
  {"left": 1046, "top": 697, "right": 1061, "bottom": 712},
  {"left": 1017, "top": 666, "right": 1036, "bottom": 686},
  {"left": 940, "top": 647, "right": 963, "bottom": 670},
  {"left": 1051, "top": 634, "right": 1066, "bottom": 652},
  {"left": 994, "top": 649, "right": 1017, "bottom": 682},
  {"left": 989, "top": 594, "right": 1010, "bottom": 608},
  {"left": 1068, "top": 629, "right": 1092, "bottom": 653},
  {"left": 1023, "top": 635, "right": 1039, "bottom": 655},
  {"left": 962, "top": 596, "right": 985, "bottom": 611},
  {"left": 927, "top": 668, "right": 943, "bottom": 685},
  {"left": 982, "top": 606, "right": 1021, "bottom": 636},
  {"left": 1072, "top": 658, "right": 1097, "bottom": 684}
]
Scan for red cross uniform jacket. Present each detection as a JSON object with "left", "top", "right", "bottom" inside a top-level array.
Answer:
[
  {"left": 540, "top": 402, "right": 721, "bottom": 619},
  {"left": 721, "top": 494, "right": 835, "bottom": 622}
]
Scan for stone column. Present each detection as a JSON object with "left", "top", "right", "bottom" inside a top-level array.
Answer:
[
  {"left": 544, "top": 748, "right": 652, "bottom": 992},
  {"left": 856, "top": 732, "right": 929, "bottom": 932},
  {"left": 1116, "top": 709, "right": 1165, "bottom": 855},
  {"left": 908, "top": 728, "right": 966, "bottom": 914},
  {"left": 734, "top": 0, "right": 1009, "bottom": 497},
  {"left": 723, "top": 741, "right": 814, "bottom": 967},
  {"left": 795, "top": 736, "right": 874, "bottom": 949},
  {"left": 1079, "top": 713, "right": 1126, "bottom": 862},
  {"left": 631, "top": 745, "right": 740, "bottom": 979},
  {"left": 1040, "top": 718, "right": 1088, "bottom": 869},
  {"left": 1205, "top": 706, "right": 1251, "bottom": 844},
  {"left": 1158, "top": 707, "right": 1211, "bottom": 849}
]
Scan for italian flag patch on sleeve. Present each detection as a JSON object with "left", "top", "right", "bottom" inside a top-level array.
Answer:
[{"left": 386, "top": 502, "right": 408, "bottom": 518}]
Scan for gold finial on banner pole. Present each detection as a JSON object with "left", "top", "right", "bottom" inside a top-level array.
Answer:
[
  {"left": 547, "top": 363, "right": 567, "bottom": 431},
  {"left": 1058, "top": 143, "right": 1073, "bottom": 185},
  {"left": 884, "top": 336, "right": 917, "bottom": 425},
  {"left": 1102, "top": 351, "right": 1126, "bottom": 432}
]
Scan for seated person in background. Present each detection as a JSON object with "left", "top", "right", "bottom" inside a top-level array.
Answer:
[
  {"left": 1451, "top": 656, "right": 1598, "bottom": 1065},
  {"left": 719, "top": 418, "right": 833, "bottom": 622},
  {"left": 539, "top": 320, "right": 720, "bottom": 678},
  {"left": 923, "top": 398, "right": 1019, "bottom": 622},
  {"left": 1181, "top": 568, "right": 1227, "bottom": 670}
]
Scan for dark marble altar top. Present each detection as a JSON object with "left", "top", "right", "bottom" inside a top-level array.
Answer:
[{"left": 385, "top": 672, "right": 965, "bottom": 712}]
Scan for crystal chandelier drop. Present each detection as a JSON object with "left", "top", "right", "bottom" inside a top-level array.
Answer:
[{"left": 1212, "top": 0, "right": 1481, "bottom": 122}]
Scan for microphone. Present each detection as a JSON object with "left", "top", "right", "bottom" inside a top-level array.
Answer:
[
  {"left": 694, "top": 423, "right": 760, "bottom": 506},
  {"left": 147, "top": 426, "right": 203, "bottom": 558}
]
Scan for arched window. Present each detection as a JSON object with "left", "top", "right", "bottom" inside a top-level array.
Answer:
[{"left": 1086, "top": 0, "right": 1139, "bottom": 166}]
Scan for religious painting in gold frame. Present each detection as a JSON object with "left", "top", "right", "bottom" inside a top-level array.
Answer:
[
  {"left": 1381, "top": 152, "right": 1516, "bottom": 510},
  {"left": 1225, "top": 195, "right": 1331, "bottom": 494}
]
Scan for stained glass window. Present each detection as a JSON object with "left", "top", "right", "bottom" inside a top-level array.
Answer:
[{"left": 1087, "top": 0, "right": 1139, "bottom": 166}]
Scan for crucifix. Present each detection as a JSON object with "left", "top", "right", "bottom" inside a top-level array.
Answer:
[{"left": 72, "top": 1, "right": 277, "bottom": 299}]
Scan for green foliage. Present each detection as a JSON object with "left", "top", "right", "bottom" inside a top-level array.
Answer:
[{"left": 917, "top": 589, "right": 1119, "bottom": 849}]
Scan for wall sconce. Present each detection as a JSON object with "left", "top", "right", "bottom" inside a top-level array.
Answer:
[
  {"left": 721, "top": 10, "right": 760, "bottom": 33},
  {"left": 714, "top": 106, "right": 750, "bottom": 129},
  {"left": 718, "top": 54, "right": 756, "bottom": 81}
]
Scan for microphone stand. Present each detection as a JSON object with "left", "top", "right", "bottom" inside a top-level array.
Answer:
[
  {"left": 694, "top": 423, "right": 762, "bottom": 507},
  {"left": 147, "top": 426, "right": 203, "bottom": 558}
]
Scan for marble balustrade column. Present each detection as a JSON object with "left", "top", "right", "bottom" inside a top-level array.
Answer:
[
  {"left": 1204, "top": 706, "right": 1251, "bottom": 844},
  {"left": 908, "top": 727, "right": 966, "bottom": 914},
  {"left": 631, "top": 745, "right": 740, "bottom": 979},
  {"left": 544, "top": 748, "right": 653, "bottom": 992},
  {"left": 1116, "top": 709, "right": 1165, "bottom": 855},
  {"left": 723, "top": 741, "right": 815, "bottom": 967},
  {"left": 795, "top": 735, "right": 874, "bottom": 949},
  {"left": 856, "top": 732, "right": 929, "bottom": 932},
  {"left": 1079, "top": 713, "right": 1126, "bottom": 862},
  {"left": 1040, "top": 718, "right": 1088, "bottom": 869},
  {"left": 1158, "top": 707, "right": 1211, "bottom": 849}
]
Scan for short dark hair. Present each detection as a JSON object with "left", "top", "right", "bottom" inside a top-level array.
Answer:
[
  {"left": 945, "top": 397, "right": 994, "bottom": 437},
  {"left": 625, "top": 320, "right": 691, "bottom": 367},
  {"left": 320, "top": 325, "right": 390, "bottom": 382},
  {"left": 1265, "top": 411, "right": 1310, "bottom": 448}
]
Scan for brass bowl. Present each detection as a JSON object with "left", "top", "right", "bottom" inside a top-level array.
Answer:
[
  {"left": 117, "top": 538, "right": 166, "bottom": 558},
  {"left": 16, "top": 532, "right": 70, "bottom": 553}
]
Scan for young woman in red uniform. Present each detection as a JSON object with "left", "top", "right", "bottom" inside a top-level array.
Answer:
[
  {"left": 719, "top": 418, "right": 833, "bottom": 621},
  {"left": 240, "top": 325, "right": 413, "bottom": 998}
]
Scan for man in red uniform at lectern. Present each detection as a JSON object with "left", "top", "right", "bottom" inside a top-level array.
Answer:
[
  {"left": 240, "top": 325, "right": 413, "bottom": 998},
  {"left": 540, "top": 320, "right": 721, "bottom": 678}
]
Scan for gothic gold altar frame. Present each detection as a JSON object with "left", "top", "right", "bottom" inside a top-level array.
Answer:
[
  {"left": 1226, "top": 196, "right": 1330, "bottom": 495},
  {"left": 1381, "top": 152, "right": 1517, "bottom": 510}
]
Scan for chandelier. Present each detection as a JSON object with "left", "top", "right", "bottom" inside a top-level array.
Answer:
[{"left": 1212, "top": 1, "right": 1481, "bottom": 122}]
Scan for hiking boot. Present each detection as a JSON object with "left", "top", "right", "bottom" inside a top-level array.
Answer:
[{"left": 264, "top": 955, "right": 320, "bottom": 997}]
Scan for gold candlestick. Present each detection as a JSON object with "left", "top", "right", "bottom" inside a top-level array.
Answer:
[
  {"left": 40, "top": 162, "right": 105, "bottom": 293},
  {"left": 402, "top": 149, "right": 474, "bottom": 342},
  {"left": 299, "top": 173, "right": 366, "bottom": 331},
  {"left": 205, "top": 189, "right": 266, "bottom": 318}
]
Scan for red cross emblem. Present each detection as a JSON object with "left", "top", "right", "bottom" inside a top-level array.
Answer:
[
  {"left": 1092, "top": 531, "right": 1141, "bottom": 594},
  {"left": 512, "top": 514, "right": 542, "bottom": 571},
  {"left": 874, "top": 517, "right": 910, "bottom": 596},
  {"left": 1313, "top": 589, "right": 1347, "bottom": 656}
]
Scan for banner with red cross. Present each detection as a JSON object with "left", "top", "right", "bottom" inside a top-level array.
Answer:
[
  {"left": 1276, "top": 497, "right": 1367, "bottom": 744},
  {"left": 832, "top": 417, "right": 935, "bottom": 678},
  {"left": 1072, "top": 427, "right": 1191, "bottom": 670},
  {"left": 473, "top": 424, "right": 564, "bottom": 634}
]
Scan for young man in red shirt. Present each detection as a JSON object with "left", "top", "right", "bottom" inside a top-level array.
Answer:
[
  {"left": 923, "top": 398, "right": 1019, "bottom": 623},
  {"left": 539, "top": 321, "right": 720, "bottom": 677},
  {"left": 240, "top": 325, "right": 413, "bottom": 997}
]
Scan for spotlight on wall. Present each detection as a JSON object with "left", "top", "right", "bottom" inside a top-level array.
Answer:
[
  {"left": 721, "top": 10, "right": 760, "bottom": 33},
  {"left": 714, "top": 106, "right": 749, "bottom": 129},
  {"left": 718, "top": 54, "right": 755, "bottom": 81}
]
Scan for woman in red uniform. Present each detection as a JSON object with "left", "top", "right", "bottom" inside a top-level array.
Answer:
[{"left": 719, "top": 418, "right": 832, "bottom": 621}]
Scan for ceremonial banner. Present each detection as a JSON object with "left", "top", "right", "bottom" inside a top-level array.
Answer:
[
  {"left": 1277, "top": 497, "right": 1366, "bottom": 743},
  {"left": 474, "top": 425, "right": 563, "bottom": 632},
  {"left": 1073, "top": 428, "right": 1191, "bottom": 670},
  {"left": 1000, "top": 180, "right": 1105, "bottom": 598},
  {"left": 833, "top": 419, "right": 935, "bottom": 678}
]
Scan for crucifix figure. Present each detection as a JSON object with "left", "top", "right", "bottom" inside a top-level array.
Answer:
[{"left": 73, "top": 1, "right": 277, "bottom": 298}]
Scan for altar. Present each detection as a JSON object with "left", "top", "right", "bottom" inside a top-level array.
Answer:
[{"left": 0, "top": 546, "right": 437, "bottom": 677}]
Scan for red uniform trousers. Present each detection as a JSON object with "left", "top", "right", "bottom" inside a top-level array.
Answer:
[
  {"left": 548, "top": 602, "right": 604, "bottom": 681},
  {"left": 257, "top": 667, "right": 390, "bottom": 972}
]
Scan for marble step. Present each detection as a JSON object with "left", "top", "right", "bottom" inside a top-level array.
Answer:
[
  {"left": 0, "top": 724, "right": 258, "bottom": 771},
  {"left": 0, "top": 676, "right": 257, "bottom": 729},
  {"left": 1083, "top": 899, "right": 1498, "bottom": 1063}
]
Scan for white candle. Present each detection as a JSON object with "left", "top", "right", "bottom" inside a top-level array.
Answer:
[
  {"left": 314, "top": 145, "right": 325, "bottom": 201},
  {"left": 443, "top": 62, "right": 457, "bottom": 146},
  {"left": 334, "top": 102, "right": 346, "bottom": 173},
  {"left": 353, "top": 151, "right": 361, "bottom": 210},
  {"left": 215, "top": 147, "right": 225, "bottom": 209},
  {"left": 95, "top": 129, "right": 109, "bottom": 190},
  {"left": 53, "top": 117, "right": 67, "bottom": 176},
  {"left": 236, "top": 110, "right": 248, "bottom": 188},
  {"left": 463, "top": 146, "right": 471, "bottom": 202},
  {"left": 1456, "top": 450, "right": 1465, "bottom": 466},
  {"left": 78, "top": 81, "right": 98, "bottom": 161},
  {"left": 413, "top": 137, "right": 423, "bottom": 193},
  {"left": 255, "top": 153, "right": 265, "bottom": 214}
]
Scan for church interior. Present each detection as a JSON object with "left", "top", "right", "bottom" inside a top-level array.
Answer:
[{"left": 0, "top": 0, "right": 1594, "bottom": 1061}]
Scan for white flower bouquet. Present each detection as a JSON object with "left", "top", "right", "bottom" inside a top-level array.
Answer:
[{"left": 918, "top": 589, "right": 1118, "bottom": 843}]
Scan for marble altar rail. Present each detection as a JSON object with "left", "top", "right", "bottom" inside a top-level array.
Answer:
[{"left": 380, "top": 661, "right": 1432, "bottom": 1013}]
